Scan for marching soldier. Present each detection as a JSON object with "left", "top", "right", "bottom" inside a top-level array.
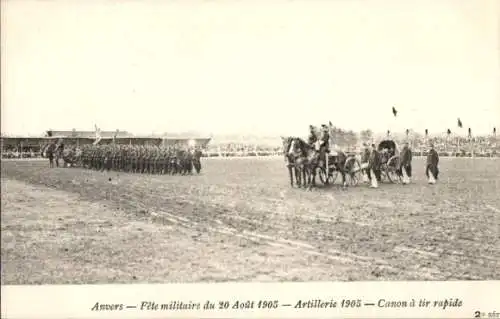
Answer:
[
  {"left": 55, "top": 140, "right": 64, "bottom": 167},
  {"left": 426, "top": 142, "right": 439, "bottom": 184},
  {"left": 360, "top": 143, "right": 371, "bottom": 183},
  {"left": 47, "top": 141, "right": 56, "bottom": 168},
  {"left": 90, "top": 147, "right": 96, "bottom": 170},
  {"left": 399, "top": 141, "right": 412, "bottom": 184},
  {"left": 132, "top": 146, "right": 139, "bottom": 173},
  {"left": 138, "top": 147, "right": 145, "bottom": 173},
  {"left": 367, "top": 143, "right": 381, "bottom": 188}
]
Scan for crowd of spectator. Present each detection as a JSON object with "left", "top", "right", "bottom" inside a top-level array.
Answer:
[{"left": 205, "top": 134, "right": 499, "bottom": 157}]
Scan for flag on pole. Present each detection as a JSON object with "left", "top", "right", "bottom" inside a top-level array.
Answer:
[
  {"left": 113, "top": 129, "right": 119, "bottom": 144},
  {"left": 387, "top": 130, "right": 391, "bottom": 138},
  {"left": 447, "top": 129, "right": 451, "bottom": 135},
  {"left": 468, "top": 127, "right": 472, "bottom": 138},
  {"left": 457, "top": 118, "right": 463, "bottom": 128},
  {"left": 494, "top": 127, "right": 497, "bottom": 136},
  {"left": 93, "top": 124, "right": 102, "bottom": 145},
  {"left": 392, "top": 107, "right": 397, "bottom": 117},
  {"left": 425, "top": 129, "right": 428, "bottom": 137},
  {"left": 405, "top": 129, "right": 409, "bottom": 137}
]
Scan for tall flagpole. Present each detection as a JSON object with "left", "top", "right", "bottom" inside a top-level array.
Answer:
[
  {"left": 468, "top": 127, "right": 474, "bottom": 158},
  {"left": 446, "top": 129, "right": 451, "bottom": 154},
  {"left": 423, "top": 129, "right": 428, "bottom": 157},
  {"left": 493, "top": 127, "right": 497, "bottom": 151},
  {"left": 456, "top": 118, "right": 463, "bottom": 156}
]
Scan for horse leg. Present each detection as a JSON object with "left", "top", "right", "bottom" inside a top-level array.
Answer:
[
  {"left": 310, "top": 166, "right": 317, "bottom": 187},
  {"left": 293, "top": 166, "right": 302, "bottom": 188},
  {"left": 406, "top": 164, "right": 412, "bottom": 182},
  {"left": 306, "top": 167, "right": 312, "bottom": 190},
  {"left": 288, "top": 166, "right": 294, "bottom": 187},
  {"left": 341, "top": 171, "right": 347, "bottom": 188},
  {"left": 301, "top": 166, "right": 307, "bottom": 188},
  {"left": 293, "top": 166, "right": 298, "bottom": 187}
]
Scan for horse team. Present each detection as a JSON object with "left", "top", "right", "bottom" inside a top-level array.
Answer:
[
  {"left": 283, "top": 135, "right": 440, "bottom": 190},
  {"left": 282, "top": 136, "right": 353, "bottom": 190}
]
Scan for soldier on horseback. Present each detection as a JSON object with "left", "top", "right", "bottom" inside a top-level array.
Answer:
[
  {"left": 307, "top": 125, "right": 318, "bottom": 147},
  {"left": 319, "top": 124, "right": 330, "bottom": 154}
]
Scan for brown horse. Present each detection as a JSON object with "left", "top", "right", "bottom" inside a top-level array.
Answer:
[
  {"left": 281, "top": 136, "right": 304, "bottom": 187},
  {"left": 283, "top": 137, "right": 322, "bottom": 189},
  {"left": 62, "top": 148, "right": 82, "bottom": 167}
]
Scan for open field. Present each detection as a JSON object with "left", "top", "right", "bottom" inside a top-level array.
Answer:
[{"left": 2, "top": 157, "right": 500, "bottom": 284}]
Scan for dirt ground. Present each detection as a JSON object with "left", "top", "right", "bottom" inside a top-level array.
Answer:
[{"left": 1, "top": 157, "right": 499, "bottom": 284}]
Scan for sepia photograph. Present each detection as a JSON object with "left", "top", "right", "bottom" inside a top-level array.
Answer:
[{"left": 1, "top": 0, "right": 499, "bottom": 297}]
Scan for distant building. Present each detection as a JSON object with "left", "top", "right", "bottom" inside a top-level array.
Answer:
[{"left": 45, "top": 129, "right": 132, "bottom": 139}]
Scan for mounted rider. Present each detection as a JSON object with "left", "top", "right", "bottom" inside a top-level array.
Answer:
[
  {"left": 319, "top": 124, "right": 330, "bottom": 154},
  {"left": 307, "top": 125, "right": 318, "bottom": 147}
]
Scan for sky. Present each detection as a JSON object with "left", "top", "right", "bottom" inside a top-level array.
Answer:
[{"left": 1, "top": 0, "right": 499, "bottom": 137}]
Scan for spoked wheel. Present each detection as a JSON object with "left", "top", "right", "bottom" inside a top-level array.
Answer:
[
  {"left": 317, "top": 166, "right": 329, "bottom": 185},
  {"left": 328, "top": 168, "right": 338, "bottom": 185},
  {"left": 386, "top": 156, "right": 402, "bottom": 183},
  {"left": 344, "top": 157, "right": 362, "bottom": 186}
]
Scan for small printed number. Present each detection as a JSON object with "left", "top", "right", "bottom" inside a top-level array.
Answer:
[
  {"left": 219, "top": 301, "right": 229, "bottom": 309},
  {"left": 342, "top": 299, "right": 362, "bottom": 308},
  {"left": 474, "top": 311, "right": 481, "bottom": 318},
  {"left": 258, "top": 300, "right": 278, "bottom": 309}
]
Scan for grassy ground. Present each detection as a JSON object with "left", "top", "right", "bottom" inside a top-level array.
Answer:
[{"left": 1, "top": 157, "right": 499, "bottom": 284}]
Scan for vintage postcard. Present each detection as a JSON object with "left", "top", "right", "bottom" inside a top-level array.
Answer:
[{"left": 1, "top": 0, "right": 499, "bottom": 318}]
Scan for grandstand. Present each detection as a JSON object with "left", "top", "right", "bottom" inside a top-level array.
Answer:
[{"left": 206, "top": 134, "right": 282, "bottom": 157}]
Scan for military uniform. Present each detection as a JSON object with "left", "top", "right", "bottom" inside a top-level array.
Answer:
[
  {"left": 319, "top": 125, "right": 330, "bottom": 152},
  {"left": 399, "top": 143, "right": 412, "bottom": 181},
  {"left": 76, "top": 143, "right": 200, "bottom": 176},
  {"left": 367, "top": 145, "right": 381, "bottom": 182},
  {"left": 426, "top": 146, "right": 439, "bottom": 181},
  {"left": 307, "top": 126, "right": 317, "bottom": 146}
]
